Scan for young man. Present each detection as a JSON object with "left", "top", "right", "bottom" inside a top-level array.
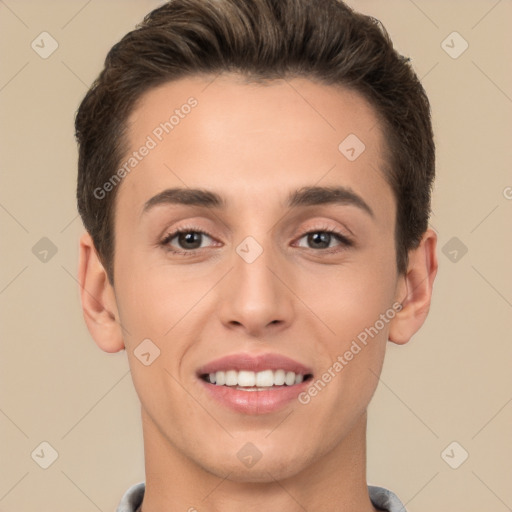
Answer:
[{"left": 75, "top": 0, "right": 438, "bottom": 511}]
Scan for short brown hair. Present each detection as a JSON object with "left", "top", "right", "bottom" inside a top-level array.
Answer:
[{"left": 75, "top": 0, "right": 435, "bottom": 283}]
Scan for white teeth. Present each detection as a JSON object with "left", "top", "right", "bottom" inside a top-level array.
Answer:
[
  {"left": 225, "top": 370, "right": 238, "bottom": 386},
  {"left": 285, "top": 371, "right": 295, "bottom": 386},
  {"left": 238, "top": 370, "right": 256, "bottom": 387},
  {"left": 273, "top": 369, "right": 285, "bottom": 385},
  {"left": 208, "top": 369, "right": 307, "bottom": 387},
  {"left": 256, "top": 369, "right": 274, "bottom": 387}
]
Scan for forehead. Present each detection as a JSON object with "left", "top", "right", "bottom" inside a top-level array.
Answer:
[{"left": 117, "top": 74, "right": 393, "bottom": 222}]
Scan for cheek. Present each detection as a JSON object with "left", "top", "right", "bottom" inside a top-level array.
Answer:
[
  {"left": 115, "top": 266, "right": 195, "bottom": 417},
  {"left": 294, "top": 243, "right": 396, "bottom": 396},
  {"left": 114, "top": 245, "right": 175, "bottom": 332},
  {"left": 296, "top": 254, "right": 397, "bottom": 342},
  {"left": 300, "top": 282, "right": 391, "bottom": 434}
]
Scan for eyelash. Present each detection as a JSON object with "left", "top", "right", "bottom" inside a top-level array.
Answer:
[{"left": 159, "top": 224, "right": 354, "bottom": 256}]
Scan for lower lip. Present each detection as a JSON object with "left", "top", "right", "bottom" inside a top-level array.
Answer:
[{"left": 198, "top": 377, "right": 311, "bottom": 415}]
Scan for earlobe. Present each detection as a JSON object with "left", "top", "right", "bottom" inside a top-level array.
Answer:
[
  {"left": 388, "top": 228, "right": 438, "bottom": 345},
  {"left": 78, "top": 232, "right": 125, "bottom": 353}
]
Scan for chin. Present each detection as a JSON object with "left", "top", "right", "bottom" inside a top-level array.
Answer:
[{"left": 197, "top": 448, "right": 311, "bottom": 483}]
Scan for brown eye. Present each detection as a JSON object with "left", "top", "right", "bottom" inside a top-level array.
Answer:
[
  {"left": 160, "top": 228, "right": 216, "bottom": 254},
  {"left": 296, "top": 229, "right": 353, "bottom": 251},
  {"left": 307, "top": 232, "right": 332, "bottom": 249},
  {"left": 176, "top": 231, "right": 203, "bottom": 250}
]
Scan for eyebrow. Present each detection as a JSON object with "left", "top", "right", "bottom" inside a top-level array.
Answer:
[{"left": 142, "top": 185, "right": 374, "bottom": 218}]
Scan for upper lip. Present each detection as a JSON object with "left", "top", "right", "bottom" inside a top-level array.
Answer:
[{"left": 197, "top": 352, "right": 313, "bottom": 376}]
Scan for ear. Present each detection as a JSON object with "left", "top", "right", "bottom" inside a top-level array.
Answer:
[
  {"left": 78, "top": 231, "right": 125, "bottom": 353},
  {"left": 388, "top": 228, "right": 438, "bottom": 345}
]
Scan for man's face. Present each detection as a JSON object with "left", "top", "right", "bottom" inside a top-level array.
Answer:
[{"left": 111, "top": 74, "right": 402, "bottom": 480}]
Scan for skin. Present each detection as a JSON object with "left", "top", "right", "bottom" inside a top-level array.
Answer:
[{"left": 79, "top": 74, "right": 438, "bottom": 512}]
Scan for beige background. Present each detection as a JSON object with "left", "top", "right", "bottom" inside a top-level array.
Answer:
[{"left": 1, "top": 1, "right": 511, "bottom": 511}]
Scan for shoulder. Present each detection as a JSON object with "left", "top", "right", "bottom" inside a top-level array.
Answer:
[
  {"left": 368, "top": 484, "right": 407, "bottom": 512},
  {"left": 116, "top": 481, "right": 145, "bottom": 512},
  {"left": 115, "top": 482, "right": 407, "bottom": 512}
]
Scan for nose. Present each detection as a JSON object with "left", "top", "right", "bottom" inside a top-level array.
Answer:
[{"left": 216, "top": 240, "right": 295, "bottom": 338}]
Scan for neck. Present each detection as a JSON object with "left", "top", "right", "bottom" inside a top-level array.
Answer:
[{"left": 139, "top": 408, "right": 378, "bottom": 512}]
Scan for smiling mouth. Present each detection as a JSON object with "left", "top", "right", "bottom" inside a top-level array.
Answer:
[{"left": 200, "top": 369, "right": 314, "bottom": 391}]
